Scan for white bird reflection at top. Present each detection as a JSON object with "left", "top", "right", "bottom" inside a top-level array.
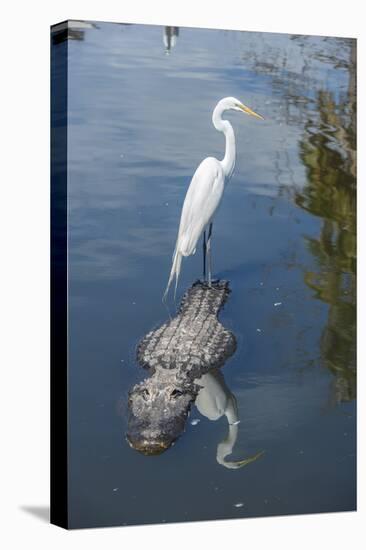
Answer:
[{"left": 163, "top": 27, "right": 179, "bottom": 55}]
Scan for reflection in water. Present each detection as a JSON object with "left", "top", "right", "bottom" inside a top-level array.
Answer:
[
  {"left": 126, "top": 365, "right": 264, "bottom": 469},
  {"left": 195, "top": 370, "right": 264, "bottom": 469},
  {"left": 238, "top": 35, "right": 357, "bottom": 404},
  {"left": 163, "top": 27, "right": 179, "bottom": 54},
  {"left": 51, "top": 20, "right": 98, "bottom": 44},
  {"left": 295, "top": 41, "right": 356, "bottom": 404}
]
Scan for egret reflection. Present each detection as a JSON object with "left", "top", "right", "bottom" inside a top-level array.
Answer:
[{"left": 195, "top": 370, "right": 264, "bottom": 469}]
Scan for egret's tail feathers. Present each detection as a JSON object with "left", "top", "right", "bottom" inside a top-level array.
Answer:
[{"left": 163, "top": 250, "right": 183, "bottom": 302}]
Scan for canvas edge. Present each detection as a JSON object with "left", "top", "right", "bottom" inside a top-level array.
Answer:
[{"left": 50, "top": 21, "right": 69, "bottom": 530}]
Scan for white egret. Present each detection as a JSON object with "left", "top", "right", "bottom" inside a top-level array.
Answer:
[{"left": 163, "top": 96, "right": 263, "bottom": 300}]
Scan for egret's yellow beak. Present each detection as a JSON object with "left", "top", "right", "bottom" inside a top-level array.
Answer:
[{"left": 239, "top": 103, "right": 264, "bottom": 120}]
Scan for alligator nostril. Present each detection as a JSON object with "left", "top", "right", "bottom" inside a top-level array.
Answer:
[{"left": 127, "top": 435, "right": 170, "bottom": 455}]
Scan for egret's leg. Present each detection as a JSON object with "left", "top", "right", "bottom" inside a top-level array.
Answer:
[
  {"left": 203, "top": 231, "right": 207, "bottom": 282},
  {"left": 207, "top": 223, "right": 213, "bottom": 287}
]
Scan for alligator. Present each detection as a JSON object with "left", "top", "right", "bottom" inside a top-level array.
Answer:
[{"left": 126, "top": 280, "right": 237, "bottom": 455}]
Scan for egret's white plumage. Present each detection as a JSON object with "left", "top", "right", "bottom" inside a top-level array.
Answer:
[
  {"left": 175, "top": 157, "right": 224, "bottom": 257},
  {"left": 164, "top": 97, "right": 263, "bottom": 300}
]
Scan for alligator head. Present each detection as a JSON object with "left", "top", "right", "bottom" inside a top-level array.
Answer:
[{"left": 126, "top": 370, "right": 197, "bottom": 455}]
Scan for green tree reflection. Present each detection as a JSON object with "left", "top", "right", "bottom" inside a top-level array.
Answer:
[{"left": 295, "top": 43, "right": 356, "bottom": 403}]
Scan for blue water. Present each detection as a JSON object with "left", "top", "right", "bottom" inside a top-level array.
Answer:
[{"left": 52, "top": 21, "right": 356, "bottom": 528}]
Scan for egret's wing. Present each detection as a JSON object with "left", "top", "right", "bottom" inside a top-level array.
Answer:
[
  {"left": 164, "top": 158, "right": 224, "bottom": 301},
  {"left": 176, "top": 158, "right": 224, "bottom": 256}
]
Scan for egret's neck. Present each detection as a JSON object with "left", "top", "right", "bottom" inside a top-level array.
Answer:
[
  {"left": 212, "top": 105, "right": 236, "bottom": 179},
  {"left": 216, "top": 396, "right": 240, "bottom": 469}
]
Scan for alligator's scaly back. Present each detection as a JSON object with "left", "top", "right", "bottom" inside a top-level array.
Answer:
[{"left": 137, "top": 280, "right": 236, "bottom": 376}]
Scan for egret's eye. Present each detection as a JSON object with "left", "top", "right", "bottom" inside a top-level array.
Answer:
[{"left": 171, "top": 389, "right": 184, "bottom": 398}]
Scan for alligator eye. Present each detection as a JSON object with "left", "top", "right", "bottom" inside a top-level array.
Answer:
[
  {"left": 171, "top": 389, "right": 183, "bottom": 398},
  {"left": 141, "top": 388, "right": 150, "bottom": 400}
]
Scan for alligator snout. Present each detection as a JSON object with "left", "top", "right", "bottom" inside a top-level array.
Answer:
[{"left": 126, "top": 434, "right": 171, "bottom": 455}]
